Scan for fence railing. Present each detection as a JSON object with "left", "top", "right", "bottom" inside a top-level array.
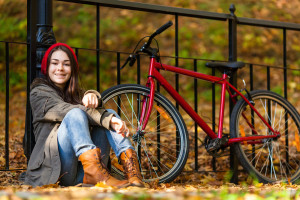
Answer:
[{"left": 1, "top": 0, "right": 300, "bottom": 184}]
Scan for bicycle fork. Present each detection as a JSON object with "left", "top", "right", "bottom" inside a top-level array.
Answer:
[
  {"left": 138, "top": 77, "right": 155, "bottom": 132},
  {"left": 138, "top": 58, "right": 157, "bottom": 133}
]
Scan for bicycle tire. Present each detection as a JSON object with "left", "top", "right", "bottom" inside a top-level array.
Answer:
[
  {"left": 230, "top": 90, "right": 300, "bottom": 183},
  {"left": 101, "top": 84, "right": 189, "bottom": 183}
]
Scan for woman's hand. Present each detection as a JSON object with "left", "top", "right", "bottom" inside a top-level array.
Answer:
[
  {"left": 82, "top": 93, "right": 98, "bottom": 108},
  {"left": 110, "top": 116, "right": 130, "bottom": 137}
]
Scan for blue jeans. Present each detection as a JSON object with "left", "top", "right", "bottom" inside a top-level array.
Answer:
[{"left": 57, "top": 108, "right": 134, "bottom": 186}]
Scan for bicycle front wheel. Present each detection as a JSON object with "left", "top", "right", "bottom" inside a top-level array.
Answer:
[
  {"left": 101, "top": 84, "right": 189, "bottom": 183},
  {"left": 230, "top": 90, "right": 300, "bottom": 183}
]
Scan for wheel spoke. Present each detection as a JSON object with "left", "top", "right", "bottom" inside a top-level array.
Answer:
[
  {"left": 234, "top": 91, "right": 300, "bottom": 183},
  {"left": 141, "top": 136, "right": 172, "bottom": 173},
  {"left": 125, "top": 93, "right": 140, "bottom": 126},
  {"left": 111, "top": 97, "right": 136, "bottom": 130},
  {"left": 102, "top": 85, "right": 188, "bottom": 183},
  {"left": 140, "top": 136, "right": 159, "bottom": 179}
]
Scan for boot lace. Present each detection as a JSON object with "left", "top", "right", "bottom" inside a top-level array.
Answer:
[
  {"left": 124, "top": 157, "right": 142, "bottom": 180},
  {"left": 95, "top": 154, "right": 111, "bottom": 176}
]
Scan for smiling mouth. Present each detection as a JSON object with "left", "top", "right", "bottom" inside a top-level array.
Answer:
[{"left": 55, "top": 74, "right": 67, "bottom": 78}]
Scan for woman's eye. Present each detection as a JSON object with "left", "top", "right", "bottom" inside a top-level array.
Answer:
[
  {"left": 51, "top": 62, "right": 58, "bottom": 65},
  {"left": 64, "top": 63, "right": 70, "bottom": 66}
]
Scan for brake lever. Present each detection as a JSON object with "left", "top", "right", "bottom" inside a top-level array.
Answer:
[
  {"left": 129, "top": 54, "right": 137, "bottom": 67},
  {"left": 120, "top": 54, "right": 138, "bottom": 69},
  {"left": 120, "top": 56, "right": 131, "bottom": 69}
]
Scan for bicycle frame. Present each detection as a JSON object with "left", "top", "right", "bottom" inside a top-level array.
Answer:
[{"left": 139, "top": 57, "right": 280, "bottom": 146}]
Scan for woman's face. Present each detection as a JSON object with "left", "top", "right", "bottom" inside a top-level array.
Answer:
[{"left": 48, "top": 50, "right": 72, "bottom": 89}]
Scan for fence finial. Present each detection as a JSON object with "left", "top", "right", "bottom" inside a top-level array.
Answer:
[{"left": 229, "top": 4, "right": 236, "bottom": 16}]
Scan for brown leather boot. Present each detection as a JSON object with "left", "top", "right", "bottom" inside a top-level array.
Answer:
[
  {"left": 120, "top": 149, "right": 144, "bottom": 187},
  {"left": 79, "top": 148, "right": 130, "bottom": 188}
]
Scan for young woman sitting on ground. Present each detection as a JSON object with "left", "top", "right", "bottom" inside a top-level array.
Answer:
[{"left": 24, "top": 43, "right": 143, "bottom": 188}]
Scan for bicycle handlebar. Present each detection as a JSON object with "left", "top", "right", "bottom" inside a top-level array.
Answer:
[
  {"left": 145, "top": 21, "right": 173, "bottom": 48},
  {"left": 121, "top": 21, "right": 173, "bottom": 69},
  {"left": 155, "top": 21, "right": 173, "bottom": 35}
]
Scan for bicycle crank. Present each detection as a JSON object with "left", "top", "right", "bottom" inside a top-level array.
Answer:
[{"left": 205, "top": 136, "right": 228, "bottom": 156}]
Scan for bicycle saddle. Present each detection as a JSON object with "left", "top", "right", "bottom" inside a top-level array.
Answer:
[{"left": 205, "top": 61, "right": 245, "bottom": 72}]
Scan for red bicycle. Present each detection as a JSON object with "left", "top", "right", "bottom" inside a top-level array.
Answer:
[{"left": 102, "top": 21, "right": 300, "bottom": 183}]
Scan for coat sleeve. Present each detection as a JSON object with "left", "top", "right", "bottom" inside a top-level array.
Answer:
[{"left": 30, "top": 86, "right": 113, "bottom": 130}]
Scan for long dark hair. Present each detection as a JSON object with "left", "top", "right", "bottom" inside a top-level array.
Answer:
[{"left": 32, "top": 45, "right": 83, "bottom": 104}]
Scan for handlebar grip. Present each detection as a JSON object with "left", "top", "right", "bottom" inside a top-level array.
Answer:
[
  {"left": 155, "top": 21, "right": 173, "bottom": 35},
  {"left": 144, "top": 21, "right": 173, "bottom": 48}
]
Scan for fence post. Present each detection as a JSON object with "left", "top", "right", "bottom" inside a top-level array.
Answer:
[
  {"left": 5, "top": 42, "right": 10, "bottom": 170},
  {"left": 36, "top": 0, "right": 56, "bottom": 77},
  {"left": 228, "top": 4, "right": 239, "bottom": 184},
  {"left": 25, "top": 0, "right": 55, "bottom": 160},
  {"left": 25, "top": 0, "right": 37, "bottom": 160}
]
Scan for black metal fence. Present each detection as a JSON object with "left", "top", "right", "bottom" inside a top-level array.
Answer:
[{"left": 1, "top": 0, "right": 300, "bottom": 183}]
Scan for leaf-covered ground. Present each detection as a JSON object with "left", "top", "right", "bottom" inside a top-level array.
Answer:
[
  {"left": 2, "top": 184, "right": 300, "bottom": 200},
  {"left": 1, "top": 170, "right": 300, "bottom": 200},
  {"left": 1, "top": 83, "right": 300, "bottom": 200}
]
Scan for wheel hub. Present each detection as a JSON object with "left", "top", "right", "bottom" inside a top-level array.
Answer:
[{"left": 132, "top": 130, "right": 144, "bottom": 144}]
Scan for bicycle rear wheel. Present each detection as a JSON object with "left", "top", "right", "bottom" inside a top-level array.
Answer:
[
  {"left": 101, "top": 84, "right": 189, "bottom": 183},
  {"left": 230, "top": 90, "right": 300, "bottom": 183}
]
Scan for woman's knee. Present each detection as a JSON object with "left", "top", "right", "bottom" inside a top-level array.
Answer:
[{"left": 65, "top": 108, "right": 88, "bottom": 122}]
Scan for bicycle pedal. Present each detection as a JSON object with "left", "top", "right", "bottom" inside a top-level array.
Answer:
[
  {"left": 206, "top": 138, "right": 221, "bottom": 152},
  {"left": 206, "top": 137, "right": 229, "bottom": 153}
]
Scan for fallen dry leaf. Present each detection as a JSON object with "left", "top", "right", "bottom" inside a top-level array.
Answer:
[
  {"left": 95, "top": 181, "right": 115, "bottom": 189},
  {"left": 38, "top": 183, "right": 60, "bottom": 189}
]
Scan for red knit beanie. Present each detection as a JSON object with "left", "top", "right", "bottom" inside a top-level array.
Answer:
[{"left": 41, "top": 43, "right": 78, "bottom": 75}]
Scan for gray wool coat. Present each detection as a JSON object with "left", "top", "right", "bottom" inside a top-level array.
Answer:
[{"left": 24, "top": 83, "right": 114, "bottom": 186}]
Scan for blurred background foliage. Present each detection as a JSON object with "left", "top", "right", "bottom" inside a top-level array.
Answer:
[
  {"left": 0, "top": 0, "right": 299, "bottom": 95},
  {"left": 0, "top": 0, "right": 299, "bottom": 171}
]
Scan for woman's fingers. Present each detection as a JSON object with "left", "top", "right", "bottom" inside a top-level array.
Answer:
[
  {"left": 121, "top": 122, "right": 130, "bottom": 137},
  {"left": 121, "top": 121, "right": 126, "bottom": 132},
  {"left": 125, "top": 127, "right": 130, "bottom": 137},
  {"left": 91, "top": 96, "right": 95, "bottom": 107},
  {"left": 90, "top": 95, "right": 96, "bottom": 108},
  {"left": 82, "top": 93, "right": 99, "bottom": 108},
  {"left": 117, "top": 120, "right": 126, "bottom": 133},
  {"left": 110, "top": 117, "right": 130, "bottom": 137}
]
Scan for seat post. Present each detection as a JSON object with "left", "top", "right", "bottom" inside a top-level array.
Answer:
[{"left": 217, "top": 73, "right": 228, "bottom": 138}]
